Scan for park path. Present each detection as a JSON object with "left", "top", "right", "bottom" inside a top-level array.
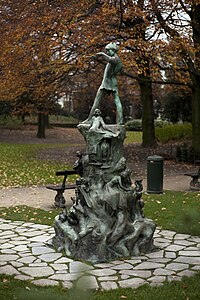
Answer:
[{"left": 0, "top": 174, "right": 191, "bottom": 211}]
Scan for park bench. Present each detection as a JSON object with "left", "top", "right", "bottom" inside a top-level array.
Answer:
[
  {"left": 184, "top": 160, "right": 200, "bottom": 190},
  {"left": 47, "top": 170, "right": 77, "bottom": 208}
]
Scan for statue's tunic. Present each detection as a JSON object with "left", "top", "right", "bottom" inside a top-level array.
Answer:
[{"left": 100, "top": 56, "right": 122, "bottom": 92}]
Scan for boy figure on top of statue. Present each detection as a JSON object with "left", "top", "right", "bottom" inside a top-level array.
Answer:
[{"left": 83, "top": 42, "right": 123, "bottom": 125}]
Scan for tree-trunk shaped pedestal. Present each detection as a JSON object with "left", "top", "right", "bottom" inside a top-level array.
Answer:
[{"left": 51, "top": 122, "right": 156, "bottom": 263}]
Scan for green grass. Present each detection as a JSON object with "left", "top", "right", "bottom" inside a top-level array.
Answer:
[
  {"left": 1, "top": 273, "right": 200, "bottom": 300},
  {"left": 0, "top": 205, "right": 59, "bottom": 225},
  {"left": 125, "top": 131, "right": 142, "bottom": 144},
  {"left": 1, "top": 191, "right": 200, "bottom": 236},
  {"left": 0, "top": 143, "right": 78, "bottom": 187},
  {"left": 144, "top": 190, "right": 200, "bottom": 236}
]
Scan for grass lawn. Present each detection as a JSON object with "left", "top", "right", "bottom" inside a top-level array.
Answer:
[
  {"left": 1, "top": 273, "right": 200, "bottom": 300},
  {"left": 0, "top": 143, "right": 78, "bottom": 187},
  {"left": 125, "top": 131, "right": 142, "bottom": 144},
  {"left": 0, "top": 141, "right": 200, "bottom": 299}
]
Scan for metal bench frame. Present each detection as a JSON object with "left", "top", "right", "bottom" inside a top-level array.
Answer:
[
  {"left": 46, "top": 170, "right": 77, "bottom": 208},
  {"left": 184, "top": 161, "right": 200, "bottom": 190}
]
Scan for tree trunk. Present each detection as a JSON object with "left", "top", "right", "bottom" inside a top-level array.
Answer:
[
  {"left": 139, "top": 76, "right": 157, "bottom": 147},
  {"left": 192, "top": 80, "right": 200, "bottom": 158},
  {"left": 44, "top": 114, "right": 50, "bottom": 129},
  {"left": 191, "top": 4, "right": 200, "bottom": 158},
  {"left": 37, "top": 113, "right": 46, "bottom": 138}
]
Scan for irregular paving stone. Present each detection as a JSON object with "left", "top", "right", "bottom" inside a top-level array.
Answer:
[
  {"left": 38, "top": 253, "right": 62, "bottom": 262},
  {"left": 12, "top": 245, "right": 29, "bottom": 252},
  {"left": 28, "top": 243, "right": 44, "bottom": 248},
  {"left": 55, "top": 270, "right": 68, "bottom": 274},
  {"left": 18, "top": 252, "right": 32, "bottom": 257},
  {"left": 148, "top": 258, "right": 170, "bottom": 263},
  {"left": 17, "top": 256, "right": 36, "bottom": 264},
  {"left": 62, "top": 281, "right": 73, "bottom": 289},
  {"left": 0, "top": 224, "right": 17, "bottom": 230},
  {"left": 174, "top": 234, "right": 191, "bottom": 240},
  {"left": 133, "top": 262, "right": 165, "bottom": 270},
  {"left": 0, "top": 261, "right": 6, "bottom": 266},
  {"left": 69, "top": 261, "right": 94, "bottom": 273},
  {"left": 100, "top": 281, "right": 118, "bottom": 290},
  {"left": 164, "top": 245, "right": 186, "bottom": 252},
  {"left": 32, "top": 279, "right": 59, "bottom": 287},
  {"left": 146, "top": 250, "right": 164, "bottom": 258},
  {"left": 87, "top": 269, "right": 117, "bottom": 277},
  {"left": 28, "top": 235, "right": 53, "bottom": 243},
  {"left": 28, "top": 224, "right": 50, "bottom": 230},
  {"left": 174, "top": 240, "right": 196, "bottom": 247},
  {"left": 118, "top": 277, "right": 147, "bottom": 289},
  {"left": 124, "top": 259, "right": 142, "bottom": 265},
  {"left": 166, "top": 263, "right": 188, "bottom": 271},
  {"left": 153, "top": 268, "right": 175, "bottom": 276},
  {"left": 154, "top": 238, "right": 172, "bottom": 243},
  {"left": 111, "top": 263, "right": 133, "bottom": 270},
  {"left": 0, "top": 234, "right": 16, "bottom": 239},
  {"left": 119, "top": 270, "right": 152, "bottom": 278},
  {"left": 0, "top": 254, "right": 19, "bottom": 262},
  {"left": 21, "top": 231, "right": 45, "bottom": 237},
  {"left": 121, "top": 275, "right": 130, "bottom": 280},
  {"left": 0, "top": 265, "right": 20, "bottom": 275},
  {"left": 165, "top": 251, "right": 176, "bottom": 259},
  {"left": 167, "top": 275, "right": 182, "bottom": 282},
  {"left": 185, "top": 247, "right": 200, "bottom": 251},
  {"left": 111, "top": 260, "right": 126, "bottom": 265},
  {"left": 1, "top": 249, "right": 17, "bottom": 254},
  {"left": 32, "top": 246, "right": 55, "bottom": 255},
  {"left": 98, "top": 276, "right": 118, "bottom": 281},
  {"left": 154, "top": 242, "right": 171, "bottom": 248},
  {"left": 160, "top": 230, "right": 176, "bottom": 238},
  {"left": 18, "top": 266, "right": 54, "bottom": 277},
  {"left": 174, "top": 256, "right": 200, "bottom": 264},
  {"left": 149, "top": 282, "right": 163, "bottom": 287},
  {"left": 29, "top": 262, "right": 48, "bottom": 267},
  {"left": 178, "top": 250, "right": 200, "bottom": 257},
  {"left": 50, "top": 263, "right": 68, "bottom": 271},
  {"left": 50, "top": 273, "right": 82, "bottom": 281},
  {"left": 12, "top": 236, "right": 28, "bottom": 241},
  {"left": 10, "top": 240, "right": 30, "bottom": 246},
  {"left": 76, "top": 275, "right": 99, "bottom": 290},
  {"left": 10, "top": 261, "right": 24, "bottom": 268},
  {"left": 148, "top": 276, "right": 166, "bottom": 283},
  {"left": 54, "top": 257, "right": 73, "bottom": 264},
  {"left": 178, "top": 270, "right": 197, "bottom": 277},
  {"left": 0, "top": 230, "right": 14, "bottom": 237},
  {"left": 15, "top": 274, "right": 33, "bottom": 281},
  {"left": 0, "top": 243, "right": 15, "bottom": 249},
  {"left": 94, "top": 263, "right": 114, "bottom": 268}
]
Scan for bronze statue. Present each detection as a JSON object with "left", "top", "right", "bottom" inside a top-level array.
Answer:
[{"left": 84, "top": 42, "right": 123, "bottom": 125}]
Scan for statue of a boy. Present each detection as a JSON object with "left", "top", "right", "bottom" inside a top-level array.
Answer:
[{"left": 84, "top": 42, "right": 123, "bottom": 125}]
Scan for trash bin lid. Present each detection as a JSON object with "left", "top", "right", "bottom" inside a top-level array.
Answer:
[{"left": 147, "top": 155, "right": 163, "bottom": 161}]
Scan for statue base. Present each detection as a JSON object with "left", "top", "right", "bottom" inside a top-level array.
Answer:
[{"left": 50, "top": 124, "right": 156, "bottom": 263}]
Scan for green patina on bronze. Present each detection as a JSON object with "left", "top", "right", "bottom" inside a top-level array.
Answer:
[{"left": 51, "top": 44, "right": 156, "bottom": 263}]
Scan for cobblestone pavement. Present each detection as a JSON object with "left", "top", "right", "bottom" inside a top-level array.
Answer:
[{"left": 0, "top": 218, "right": 200, "bottom": 290}]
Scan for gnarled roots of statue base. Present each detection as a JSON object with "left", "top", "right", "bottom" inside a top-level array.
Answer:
[{"left": 51, "top": 124, "right": 156, "bottom": 263}]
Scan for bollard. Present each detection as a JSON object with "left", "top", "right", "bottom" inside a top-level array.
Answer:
[{"left": 147, "top": 155, "right": 163, "bottom": 194}]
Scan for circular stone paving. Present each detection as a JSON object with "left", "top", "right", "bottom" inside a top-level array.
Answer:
[{"left": 0, "top": 218, "right": 200, "bottom": 290}]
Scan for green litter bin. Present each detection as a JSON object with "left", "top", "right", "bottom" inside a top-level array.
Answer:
[{"left": 147, "top": 155, "right": 163, "bottom": 194}]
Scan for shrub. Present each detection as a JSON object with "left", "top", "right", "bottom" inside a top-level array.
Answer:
[
  {"left": 125, "top": 119, "right": 142, "bottom": 131},
  {"left": 155, "top": 122, "right": 192, "bottom": 143},
  {"left": 125, "top": 119, "right": 169, "bottom": 131}
]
